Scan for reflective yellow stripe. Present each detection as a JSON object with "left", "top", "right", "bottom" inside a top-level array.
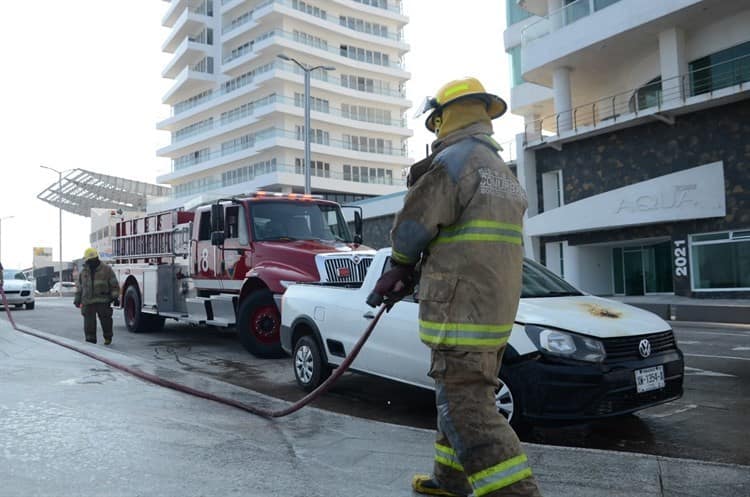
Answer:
[
  {"left": 442, "top": 83, "right": 470, "bottom": 99},
  {"left": 391, "top": 248, "right": 416, "bottom": 265},
  {"left": 433, "top": 234, "right": 522, "bottom": 245},
  {"left": 469, "top": 454, "right": 533, "bottom": 496},
  {"left": 434, "top": 443, "right": 463, "bottom": 471},
  {"left": 441, "top": 220, "right": 522, "bottom": 233},
  {"left": 433, "top": 220, "right": 523, "bottom": 247},
  {"left": 419, "top": 320, "right": 512, "bottom": 347}
]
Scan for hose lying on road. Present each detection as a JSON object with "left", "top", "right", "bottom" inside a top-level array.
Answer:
[{"left": 0, "top": 286, "right": 387, "bottom": 418}]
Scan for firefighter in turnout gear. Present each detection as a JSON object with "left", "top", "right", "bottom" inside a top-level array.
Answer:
[
  {"left": 74, "top": 248, "right": 120, "bottom": 345},
  {"left": 373, "top": 77, "right": 542, "bottom": 497}
]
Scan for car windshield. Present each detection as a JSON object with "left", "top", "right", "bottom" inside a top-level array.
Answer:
[
  {"left": 522, "top": 259, "right": 582, "bottom": 298},
  {"left": 4, "top": 269, "right": 27, "bottom": 281},
  {"left": 250, "top": 201, "right": 353, "bottom": 243}
]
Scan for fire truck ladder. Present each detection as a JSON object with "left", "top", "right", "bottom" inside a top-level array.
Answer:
[{"left": 112, "top": 222, "right": 192, "bottom": 263}]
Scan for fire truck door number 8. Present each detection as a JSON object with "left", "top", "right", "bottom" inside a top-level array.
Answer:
[{"left": 201, "top": 248, "right": 209, "bottom": 272}]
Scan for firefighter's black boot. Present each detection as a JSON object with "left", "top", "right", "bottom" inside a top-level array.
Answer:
[{"left": 412, "top": 474, "right": 468, "bottom": 497}]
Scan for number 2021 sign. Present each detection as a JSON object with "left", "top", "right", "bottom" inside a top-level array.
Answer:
[{"left": 673, "top": 240, "right": 688, "bottom": 277}]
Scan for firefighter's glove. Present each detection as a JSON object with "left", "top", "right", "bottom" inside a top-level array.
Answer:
[
  {"left": 74, "top": 302, "right": 81, "bottom": 309},
  {"left": 112, "top": 298, "right": 120, "bottom": 307},
  {"left": 373, "top": 263, "right": 416, "bottom": 311}
]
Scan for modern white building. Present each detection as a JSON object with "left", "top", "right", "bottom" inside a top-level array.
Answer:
[
  {"left": 155, "top": 0, "right": 412, "bottom": 210},
  {"left": 505, "top": 0, "right": 750, "bottom": 298}
]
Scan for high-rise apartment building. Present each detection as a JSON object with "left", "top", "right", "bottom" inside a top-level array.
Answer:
[
  {"left": 505, "top": 0, "right": 750, "bottom": 298},
  {"left": 155, "top": 0, "right": 411, "bottom": 210}
]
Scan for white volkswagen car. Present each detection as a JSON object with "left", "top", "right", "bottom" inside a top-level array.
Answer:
[{"left": 2, "top": 269, "right": 35, "bottom": 310}]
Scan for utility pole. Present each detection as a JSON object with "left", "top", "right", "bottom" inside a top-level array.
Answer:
[
  {"left": 277, "top": 54, "right": 335, "bottom": 194},
  {"left": 40, "top": 165, "right": 67, "bottom": 295}
]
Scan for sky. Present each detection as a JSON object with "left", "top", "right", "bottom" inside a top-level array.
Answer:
[{"left": 0, "top": 0, "right": 519, "bottom": 270}]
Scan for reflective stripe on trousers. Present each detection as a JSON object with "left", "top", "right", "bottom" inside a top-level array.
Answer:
[{"left": 419, "top": 320, "right": 512, "bottom": 348}]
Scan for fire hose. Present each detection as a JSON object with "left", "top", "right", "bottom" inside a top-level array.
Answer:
[{"left": 1, "top": 283, "right": 387, "bottom": 419}]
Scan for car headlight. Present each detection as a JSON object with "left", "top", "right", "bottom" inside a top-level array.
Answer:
[{"left": 526, "top": 325, "right": 606, "bottom": 362}]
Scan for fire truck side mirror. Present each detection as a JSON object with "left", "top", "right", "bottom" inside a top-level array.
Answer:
[
  {"left": 211, "top": 203, "right": 225, "bottom": 233},
  {"left": 211, "top": 231, "right": 225, "bottom": 246},
  {"left": 354, "top": 211, "right": 363, "bottom": 244}
]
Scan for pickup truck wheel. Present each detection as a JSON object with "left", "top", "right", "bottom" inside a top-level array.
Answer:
[
  {"left": 496, "top": 372, "right": 531, "bottom": 434},
  {"left": 293, "top": 335, "right": 331, "bottom": 392},
  {"left": 237, "top": 290, "right": 283, "bottom": 358}
]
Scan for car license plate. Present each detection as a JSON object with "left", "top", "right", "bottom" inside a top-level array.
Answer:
[{"left": 635, "top": 365, "right": 665, "bottom": 393}]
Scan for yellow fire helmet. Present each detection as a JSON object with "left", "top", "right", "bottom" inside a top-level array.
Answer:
[
  {"left": 414, "top": 77, "right": 507, "bottom": 132},
  {"left": 83, "top": 247, "right": 99, "bottom": 261}
]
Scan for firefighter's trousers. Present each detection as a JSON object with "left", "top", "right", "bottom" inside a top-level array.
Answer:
[
  {"left": 82, "top": 303, "right": 113, "bottom": 342},
  {"left": 428, "top": 349, "right": 542, "bottom": 497}
]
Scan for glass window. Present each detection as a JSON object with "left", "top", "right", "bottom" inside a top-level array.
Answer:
[
  {"left": 522, "top": 259, "right": 581, "bottom": 298},
  {"left": 506, "top": 0, "right": 532, "bottom": 25},
  {"left": 691, "top": 234, "right": 750, "bottom": 290},
  {"left": 613, "top": 248, "right": 624, "bottom": 294},
  {"left": 689, "top": 41, "right": 750, "bottom": 96},
  {"left": 508, "top": 46, "right": 523, "bottom": 87}
]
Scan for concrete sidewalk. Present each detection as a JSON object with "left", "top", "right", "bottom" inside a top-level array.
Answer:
[
  {"left": 1, "top": 319, "right": 748, "bottom": 497},
  {"left": 611, "top": 295, "right": 750, "bottom": 325}
]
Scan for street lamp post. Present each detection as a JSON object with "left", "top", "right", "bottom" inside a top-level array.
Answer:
[
  {"left": 40, "top": 165, "right": 66, "bottom": 295},
  {"left": 0, "top": 216, "right": 14, "bottom": 263},
  {"left": 277, "top": 54, "right": 335, "bottom": 194}
]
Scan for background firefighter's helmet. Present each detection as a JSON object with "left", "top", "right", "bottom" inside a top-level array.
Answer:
[
  {"left": 417, "top": 77, "right": 507, "bottom": 132},
  {"left": 83, "top": 247, "right": 99, "bottom": 261}
]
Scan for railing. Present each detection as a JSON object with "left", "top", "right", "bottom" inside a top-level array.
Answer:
[
  {"left": 222, "top": 0, "right": 404, "bottom": 41},
  {"left": 223, "top": 28, "right": 405, "bottom": 70},
  {"left": 524, "top": 53, "right": 750, "bottom": 145},
  {"left": 171, "top": 163, "right": 406, "bottom": 198},
  {"left": 521, "top": 0, "right": 622, "bottom": 45},
  {"left": 171, "top": 126, "right": 408, "bottom": 171},
  {"left": 171, "top": 94, "right": 407, "bottom": 143}
]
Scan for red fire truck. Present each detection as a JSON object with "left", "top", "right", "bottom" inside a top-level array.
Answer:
[{"left": 111, "top": 192, "right": 373, "bottom": 357}]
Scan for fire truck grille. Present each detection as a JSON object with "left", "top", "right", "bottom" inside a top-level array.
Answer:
[{"left": 324, "top": 257, "right": 372, "bottom": 283}]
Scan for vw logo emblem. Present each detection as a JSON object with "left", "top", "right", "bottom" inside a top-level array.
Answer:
[
  {"left": 352, "top": 255, "right": 361, "bottom": 264},
  {"left": 639, "top": 339, "right": 651, "bottom": 358}
]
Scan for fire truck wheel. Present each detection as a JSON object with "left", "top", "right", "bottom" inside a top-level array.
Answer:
[
  {"left": 123, "top": 286, "right": 165, "bottom": 333},
  {"left": 237, "top": 290, "right": 284, "bottom": 358}
]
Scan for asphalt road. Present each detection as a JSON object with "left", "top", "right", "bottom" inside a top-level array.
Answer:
[{"left": 5, "top": 297, "right": 750, "bottom": 465}]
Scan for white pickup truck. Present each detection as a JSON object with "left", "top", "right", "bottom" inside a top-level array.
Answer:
[{"left": 281, "top": 248, "right": 684, "bottom": 428}]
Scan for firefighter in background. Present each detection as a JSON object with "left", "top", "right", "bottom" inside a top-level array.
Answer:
[
  {"left": 372, "top": 78, "right": 542, "bottom": 497},
  {"left": 74, "top": 248, "right": 120, "bottom": 345}
]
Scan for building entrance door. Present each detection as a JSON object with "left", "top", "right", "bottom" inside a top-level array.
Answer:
[
  {"left": 613, "top": 242, "right": 674, "bottom": 296},
  {"left": 623, "top": 249, "right": 645, "bottom": 295}
]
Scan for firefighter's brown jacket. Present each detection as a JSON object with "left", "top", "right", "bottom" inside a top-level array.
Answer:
[
  {"left": 74, "top": 261, "right": 120, "bottom": 306},
  {"left": 391, "top": 121, "right": 528, "bottom": 351}
]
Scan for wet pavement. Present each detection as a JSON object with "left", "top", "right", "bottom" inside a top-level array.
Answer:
[{"left": 1, "top": 318, "right": 749, "bottom": 497}]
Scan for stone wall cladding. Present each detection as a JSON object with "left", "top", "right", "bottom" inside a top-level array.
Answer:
[
  {"left": 535, "top": 97, "right": 750, "bottom": 298},
  {"left": 535, "top": 97, "right": 750, "bottom": 230}
]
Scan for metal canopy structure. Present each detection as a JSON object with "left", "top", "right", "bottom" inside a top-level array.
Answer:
[{"left": 37, "top": 169, "right": 171, "bottom": 217}]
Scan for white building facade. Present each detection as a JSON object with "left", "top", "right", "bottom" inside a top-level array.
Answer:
[
  {"left": 156, "top": 0, "right": 412, "bottom": 210},
  {"left": 505, "top": 0, "right": 750, "bottom": 298}
]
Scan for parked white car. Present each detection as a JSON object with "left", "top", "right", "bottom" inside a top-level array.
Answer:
[
  {"left": 51, "top": 281, "right": 77, "bottom": 296},
  {"left": 281, "top": 248, "right": 684, "bottom": 429},
  {"left": 1, "top": 269, "right": 35, "bottom": 310}
]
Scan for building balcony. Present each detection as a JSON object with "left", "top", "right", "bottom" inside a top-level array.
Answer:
[
  {"left": 162, "top": 61, "right": 216, "bottom": 106},
  {"left": 157, "top": 95, "right": 411, "bottom": 157},
  {"left": 523, "top": 52, "right": 750, "bottom": 147},
  {"left": 221, "top": 28, "right": 409, "bottom": 80},
  {"left": 158, "top": 127, "right": 411, "bottom": 181},
  {"left": 162, "top": 8, "right": 211, "bottom": 53},
  {"left": 162, "top": 39, "right": 212, "bottom": 78},
  {"left": 520, "top": 0, "right": 713, "bottom": 86},
  {"left": 160, "top": 59, "right": 408, "bottom": 121}
]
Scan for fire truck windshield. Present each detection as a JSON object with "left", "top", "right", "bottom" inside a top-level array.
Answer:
[{"left": 250, "top": 201, "right": 354, "bottom": 243}]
